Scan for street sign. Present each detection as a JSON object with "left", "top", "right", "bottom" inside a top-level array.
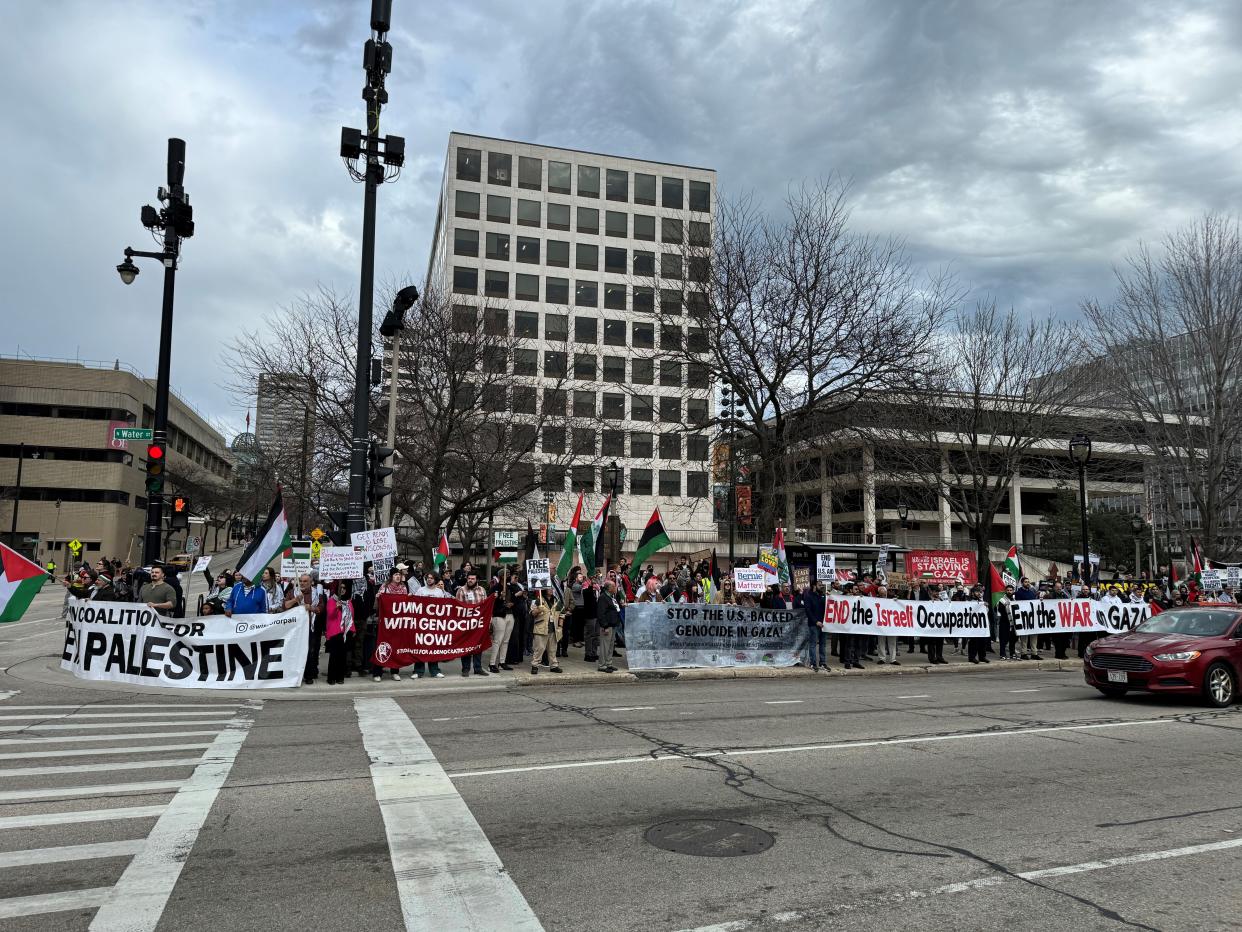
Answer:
[
  {"left": 310, "top": 527, "right": 325, "bottom": 541},
  {"left": 112, "top": 427, "right": 154, "bottom": 442},
  {"left": 310, "top": 540, "right": 323, "bottom": 560},
  {"left": 186, "top": 535, "right": 201, "bottom": 554},
  {"left": 68, "top": 539, "right": 82, "bottom": 555}
]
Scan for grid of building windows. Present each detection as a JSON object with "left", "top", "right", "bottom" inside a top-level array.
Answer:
[{"left": 428, "top": 133, "right": 716, "bottom": 521}]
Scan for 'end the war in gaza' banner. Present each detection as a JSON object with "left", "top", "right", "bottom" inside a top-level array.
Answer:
[
  {"left": 624, "top": 602, "right": 808, "bottom": 669},
  {"left": 61, "top": 599, "right": 309, "bottom": 689},
  {"left": 1012, "top": 599, "right": 1152, "bottom": 636},
  {"left": 371, "top": 593, "right": 495, "bottom": 668}
]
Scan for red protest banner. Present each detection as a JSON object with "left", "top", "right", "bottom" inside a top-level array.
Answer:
[
  {"left": 903, "top": 549, "right": 978, "bottom": 585},
  {"left": 371, "top": 594, "right": 494, "bottom": 667}
]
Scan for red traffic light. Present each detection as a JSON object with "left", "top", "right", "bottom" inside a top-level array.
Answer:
[{"left": 147, "top": 444, "right": 164, "bottom": 460}]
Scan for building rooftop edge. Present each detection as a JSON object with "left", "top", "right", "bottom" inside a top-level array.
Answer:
[{"left": 447, "top": 131, "right": 716, "bottom": 174}]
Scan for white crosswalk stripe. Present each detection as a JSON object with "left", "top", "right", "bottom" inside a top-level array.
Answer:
[{"left": 0, "top": 700, "right": 259, "bottom": 928}]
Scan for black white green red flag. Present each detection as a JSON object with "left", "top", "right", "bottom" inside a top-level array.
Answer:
[
  {"left": 235, "top": 492, "right": 291, "bottom": 583},
  {"left": 0, "top": 542, "right": 48, "bottom": 623},
  {"left": 628, "top": 508, "right": 672, "bottom": 582}
]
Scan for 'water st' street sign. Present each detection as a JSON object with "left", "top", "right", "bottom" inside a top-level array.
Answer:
[{"left": 113, "top": 427, "right": 154, "bottom": 442}]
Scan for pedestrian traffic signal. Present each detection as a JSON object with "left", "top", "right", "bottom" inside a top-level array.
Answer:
[
  {"left": 327, "top": 509, "right": 348, "bottom": 546},
  {"left": 367, "top": 442, "right": 395, "bottom": 506},
  {"left": 170, "top": 496, "right": 190, "bottom": 530},
  {"left": 145, "top": 443, "right": 165, "bottom": 495}
]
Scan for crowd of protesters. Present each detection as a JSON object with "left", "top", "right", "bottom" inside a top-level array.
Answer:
[{"left": 56, "top": 549, "right": 1226, "bottom": 685}]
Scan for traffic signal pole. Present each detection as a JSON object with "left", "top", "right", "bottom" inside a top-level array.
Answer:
[{"left": 145, "top": 246, "right": 176, "bottom": 567}]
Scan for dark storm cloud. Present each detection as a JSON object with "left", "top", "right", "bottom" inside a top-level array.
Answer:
[{"left": 2, "top": 0, "right": 1239, "bottom": 433}]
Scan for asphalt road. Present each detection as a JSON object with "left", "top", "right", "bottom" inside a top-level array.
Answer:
[{"left": 2, "top": 579, "right": 1242, "bottom": 932}]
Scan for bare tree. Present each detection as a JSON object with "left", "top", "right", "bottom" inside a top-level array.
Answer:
[
  {"left": 860, "top": 301, "right": 1091, "bottom": 596},
  {"left": 639, "top": 179, "right": 957, "bottom": 537},
  {"left": 1084, "top": 214, "right": 1242, "bottom": 560}
]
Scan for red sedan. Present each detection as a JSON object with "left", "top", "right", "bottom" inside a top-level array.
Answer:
[{"left": 1083, "top": 604, "right": 1242, "bottom": 707}]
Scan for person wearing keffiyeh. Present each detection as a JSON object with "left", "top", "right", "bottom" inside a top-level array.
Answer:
[{"left": 324, "top": 580, "right": 356, "bottom": 686}]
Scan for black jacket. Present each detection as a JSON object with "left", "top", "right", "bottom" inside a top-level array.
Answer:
[{"left": 597, "top": 590, "right": 621, "bottom": 629}]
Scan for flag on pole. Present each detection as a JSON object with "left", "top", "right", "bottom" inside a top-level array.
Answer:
[
  {"left": 989, "top": 562, "right": 1008, "bottom": 609},
  {"left": 235, "top": 492, "right": 291, "bottom": 583},
  {"left": 1002, "top": 545, "right": 1021, "bottom": 587},
  {"left": 628, "top": 508, "right": 672, "bottom": 583},
  {"left": 555, "top": 492, "right": 584, "bottom": 580},
  {"left": 434, "top": 530, "right": 450, "bottom": 568},
  {"left": 774, "top": 526, "right": 790, "bottom": 586},
  {"left": 524, "top": 521, "right": 539, "bottom": 563},
  {"left": 579, "top": 493, "right": 611, "bottom": 575},
  {"left": 0, "top": 542, "right": 49, "bottom": 623}
]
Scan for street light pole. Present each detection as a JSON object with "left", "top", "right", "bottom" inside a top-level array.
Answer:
[
  {"left": 342, "top": 0, "right": 404, "bottom": 539},
  {"left": 1069, "top": 433, "right": 1092, "bottom": 585},
  {"left": 116, "top": 138, "right": 193, "bottom": 567}
]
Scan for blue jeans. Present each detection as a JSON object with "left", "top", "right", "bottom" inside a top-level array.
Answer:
[
  {"left": 808, "top": 626, "right": 829, "bottom": 666},
  {"left": 460, "top": 652, "right": 484, "bottom": 673},
  {"left": 411, "top": 661, "right": 441, "bottom": 676}
]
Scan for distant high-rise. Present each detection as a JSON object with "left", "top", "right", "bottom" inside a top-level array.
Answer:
[
  {"left": 255, "top": 373, "right": 313, "bottom": 457},
  {"left": 422, "top": 132, "right": 718, "bottom": 558}
]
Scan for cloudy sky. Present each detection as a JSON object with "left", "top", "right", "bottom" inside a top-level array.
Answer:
[{"left": 4, "top": 0, "right": 1240, "bottom": 438}]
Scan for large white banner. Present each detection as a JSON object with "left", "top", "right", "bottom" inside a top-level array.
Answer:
[
  {"left": 61, "top": 599, "right": 309, "bottom": 689},
  {"left": 821, "top": 596, "right": 991, "bottom": 638},
  {"left": 1011, "top": 598, "right": 1152, "bottom": 637}
]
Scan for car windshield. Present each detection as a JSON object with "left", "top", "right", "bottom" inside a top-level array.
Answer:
[{"left": 1136, "top": 609, "right": 1237, "bottom": 638}]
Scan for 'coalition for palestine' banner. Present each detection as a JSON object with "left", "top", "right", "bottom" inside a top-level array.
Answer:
[
  {"left": 61, "top": 599, "right": 309, "bottom": 689},
  {"left": 624, "top": 602, "right": 809, "bottom": 669},
  {"left": 1012, "top": 599, "right": 1153, "bottom": 636},
  {"left": 371, "top": 593, "right": 495, "bottom": 668}
]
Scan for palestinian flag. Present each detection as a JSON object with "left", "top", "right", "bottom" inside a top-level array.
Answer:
[
  {"left": 492, "top": 549, "right": 518, "bottom": 565},
  {"left": 0, "top": 542, "right": 49, "bottom": 623},
  {"left": 1190, "top": 537, "right": 1204, "bottom": 581},
  {"left": 1002, "top": 545, "right": 1021, "bottom": 587},
  {"left": 235, "top": 492, "right": 291, "bottom": 583},
  {"left": 774, "top": 526, "right": 790, "bottom": 586},
  {"left": 555, "top": 492, "right": 584, "bottom": 580},
  {"left": 628, "top": 508, "right": 671, "bottom": 583},
  {"left": 579, "top": 493, "right": 611, "bottom": 575},
  {"left": 524, "top": 521, "right": 539, "bottom": 562},
  {"left": 989, "top": 562, "right": 1008, "bottom": 609},
  {"left": 434, "top": 530, "right": 450, "bottom": 567}
]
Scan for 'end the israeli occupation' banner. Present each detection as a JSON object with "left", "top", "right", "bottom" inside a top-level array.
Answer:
[
  {"left": 625, "top": 602, "right": 808, "bottom": 669},
  {"left": 822, "top": 596, "right": 991, "bottom": 638},
  {"left": 372, "top": 593, "right": 494, "bottom": 667},
  {"left": 61, "top": 599, "right": 308, "bottom": 689},
  {"left": 1012, "top": 599, "right": 1152, "bottom": 636}
]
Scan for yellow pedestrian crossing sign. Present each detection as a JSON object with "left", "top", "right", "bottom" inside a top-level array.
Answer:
[
  {"left": 68, "top": 539, "right": 82, "bottom": 555},
  {"left": 310, "top": 540, "right": 322, "bottom": 560}
]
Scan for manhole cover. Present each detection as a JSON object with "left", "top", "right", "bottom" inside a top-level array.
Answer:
[{"left": 645, "top": 819, "right": 775, "bottom": 857}]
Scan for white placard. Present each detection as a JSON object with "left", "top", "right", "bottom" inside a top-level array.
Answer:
[
  {"left": 1226, "top": 566, "right": 1241, "bottom": 589},
  {"left": 816, "top": 553, "right": 836, "bottom": 581},
  {"left": 1201, "top": 568, "right": 1222, "bottom": 592},
  {"left": 280, "top": 558, "right": 311, "bottom": 578},
  {"left": 191, "top": 556, "right": 212, "bottom": 574},
  {"left": 319, "top": 546, "right": 365, "bottom": 580},
  {"left": 494, "top": 530, "right": 521, "bottom": 549},
  {"left": 733, "top": 567, "right": 767, "bottom": 593},
  {"left": 525, "top": 558, "right": 551, "bottom": 590},
  {"left": 350, "top": 527, "right": 398, "bottom": 561}
]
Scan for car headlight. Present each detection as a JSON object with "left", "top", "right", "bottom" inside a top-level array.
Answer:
[
  {"left": 1084, "top": 642, "right": 1096, "bottom": 656},
  {"left": 1153, "top": 651, "right": 1201, "bottom": 662}
]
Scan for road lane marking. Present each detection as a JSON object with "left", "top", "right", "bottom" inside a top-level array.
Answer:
[
  {"left": 1009, "top": 689, "right": 1042, "bottom": 693},
  {"left": 0, "top": 780, "right": 183, "bottom": 802},
  {"left": 676, "top": 836, "right": 1242, "bottom": 931},
  {"left": 608, "top": 706, "right": 656, "bottom": 712},
  {"left": 0, "top": 806, "right": 167, "bottom": 830},
  {"left": 897, "top": 695, "right": 930, "bottom": 699},
  {"left": 449, "top": 718, "right": 1173, "bottom": 779},
  {"left": 89, "top": 715, "right": 254, "bottom": 932},
  {"left": 0, "top": 729, "right": 226, "bottom": 746},
  {"left": 0, "top": 718, "right": 235, "bottom": 732},
  {"left": 355, "top": 697, "right": 544, "bottom": 932},
  {"left": 764, "top": 700, "right": 803, "bottom": 705},
  {"left": 0, "top": 887, "right": 112, "bottom": 920},
  {"left": 0, "top": 711, "right": 245, "bottom": 720},
  {"left": 0, "top": 757, "right": 203, "bottom": 777},
  {"left": 0, "top": 743, "right": 212, "bottom": 761},
  {"left": 0, "top": 690, "right": 17, "bottom": 700},
  {"left": 430, "top": 714, "right": 483, "bottom": 722},
  {"left": 0, "top": 840, "right": 145, "bottom": 868},
  {"left": 0, "top": 703, "right": 248, "bottom": 710}
]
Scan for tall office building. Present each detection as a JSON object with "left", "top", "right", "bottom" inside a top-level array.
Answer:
[
  {"left": 422, "top": 133, "right": 717, "bottom": 558},
  {"left": 255, "top": 373, "right": 313, "bottom": 457}
]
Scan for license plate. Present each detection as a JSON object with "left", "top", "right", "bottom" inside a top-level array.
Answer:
[{"left": 1107, "top": 670, "right": 1128, "bottom": 684}]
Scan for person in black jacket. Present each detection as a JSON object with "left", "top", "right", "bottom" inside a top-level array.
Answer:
[{"left": 596, "top": 581, "right": 622, "bottom": 672}]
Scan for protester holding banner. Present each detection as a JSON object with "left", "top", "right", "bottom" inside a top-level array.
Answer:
[
  {"left": 223, "top": 573, "right": 267, "bottom": 617},
  {"left": 369, "top": 568, "right": 410, "bottom": 682},
  {"left": 596, "top": 580, "right": 622, "bottom": 673},
  {"left": 324, "top": 580, "right": 356, "bottom": 685},
  {"left": 801, "top": 580, "right": 830, "bottom": 671},
  {"left": 455, "top": 571, "right": 490, "bottom": 677},
  {"left": 260, "top": 567, "right": 286, "bottom": 612},
  {"left": 487, "top": 571, "right": 516, "bottom": 674},
  {"left": 408, "top": 571, "right": 448, "bottom": 678},
  {"left": 139, "top": 566, "right": 177, "bottom": 614},
  {"left": 295, "top": 572, "right": 326, "bottom": 685}
]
